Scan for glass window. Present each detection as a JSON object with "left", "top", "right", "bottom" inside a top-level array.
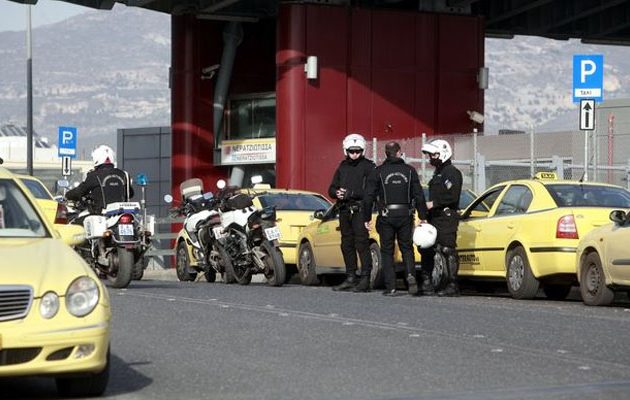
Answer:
[
  {"left": 19, "top": 178, "right": 53, "bottom": 200},
  {"left": 257, "top": 193, "right": 331, "bottom": 211},
  {"left": 463, "top": 186, "right": 505, "bottom": 219},
  {"left": 495, "top": 185, "right": 532, "bottom": 216},
  {"left": 0, "top": 179, "right": 48, "bottom": 238},
  {"left": 227, "top": 94, "right": 276, "bottom": 140},
  {"left": 546, "top": 184, "right": 630, "bottom": 208}
]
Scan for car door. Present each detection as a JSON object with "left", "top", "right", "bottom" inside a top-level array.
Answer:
[
  {"left": 457, "top": 186, "right": 505, "bottom": 275},
  {"left": 605, "top": 212, "right": 630, "bottom": 284},
  {"left": 310, "top": 207, "right": 344, "bottom": 269},
  {"left": 484, "top": 185, "right": 533, "bottom": 273}
]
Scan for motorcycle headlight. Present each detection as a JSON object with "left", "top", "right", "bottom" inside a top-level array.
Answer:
[
  {"left": 65, "top": 277, "right": 100, "bottom": 317},
  {"left": 40, "top": 291, "right": 59, "bottom": 319}
]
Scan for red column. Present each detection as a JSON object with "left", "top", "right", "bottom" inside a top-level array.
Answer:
[{"left": 276, "top": 5, "right": 306, "bottom": 190}]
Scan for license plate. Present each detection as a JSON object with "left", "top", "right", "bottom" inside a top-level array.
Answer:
[
  {"left": 264, "top": 226, "right": 281, "bottom": 241},
  {"left": 212, "top": 226, "right": 227, "bottom": 239},
  {"left": 118, "top": 224, "right": 134, "bottom": 236}
]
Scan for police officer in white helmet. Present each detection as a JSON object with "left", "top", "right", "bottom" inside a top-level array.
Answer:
[
  {"left": 420, "top": 139, "right": 463, "bottom": 296},
  {"left": 66, "top": 144, "right": 134, "bottom": 217},
  {"left": 328, "top": 133, "right": 376, "bottom": 292}
]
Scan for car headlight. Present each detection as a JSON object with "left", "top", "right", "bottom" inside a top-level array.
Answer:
[
  {"left": 40, "top": 291, "right": 59, "bottom": 319},
  {"left": 65, "top": 277, "right": 100, "bottom": 317}
]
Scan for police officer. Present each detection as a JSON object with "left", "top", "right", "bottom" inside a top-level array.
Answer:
[
  {"left": 419, "top": 139, "right": 463, "bottom": 297},
  {"left": 328, "top": 133, "right": 376, "bottom": 292},
  {"left": 363, "top": 142, "right": 428, "bottom": 296},
  {"left": 66, "top": 144, "right": 134, "bottom": 217}
]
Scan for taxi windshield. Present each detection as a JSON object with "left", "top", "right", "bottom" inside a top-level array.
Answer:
[
  {"left": 546, "top": 184, "right": 630, "bottom": 208},
  {"left": 258, "top": 193, "right": 331, "bottom": 211},
  {"left": 0, "top": 179, "right": 48, "bottom": 238}
]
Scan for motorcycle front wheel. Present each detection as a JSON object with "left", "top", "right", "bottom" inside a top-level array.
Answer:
[
  {"left": 107, "top": 248, "right": 134, "bottom": 288},
  {"left": 220, "top": 245, "right": 252, "bottom": 285},
  {"left": 262, "top": 240, "right": 286, "bottom": 287}
]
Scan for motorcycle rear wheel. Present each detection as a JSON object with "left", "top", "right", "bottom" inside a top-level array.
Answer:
[
  {"left": 107, "top": 248, "right": 134, "bottom": 289},
  {"left": 262, "top": 240, "right": 286, "bottom": 287}
]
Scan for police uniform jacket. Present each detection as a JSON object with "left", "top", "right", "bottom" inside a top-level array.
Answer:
[
  {"left": 328, "top": 156, "right": 376, "bottom": 206},
  {"left": 67, "top": 163, "right": 134, "bottom": 214},
  {"left": 362, "top": 157, "right": 428, "bottom": 222},
  {"left": 427, "top": 160, "right": 463, "bottom": 214}
]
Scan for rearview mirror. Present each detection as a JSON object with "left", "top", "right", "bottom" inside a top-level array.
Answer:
[
  {"left": 313, "top": 209, "right": 325, "bottom": 220},
  {"left": 609, "top": 209, "right": 626, "bottom": 225}
]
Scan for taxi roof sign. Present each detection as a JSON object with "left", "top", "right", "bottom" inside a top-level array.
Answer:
[{"left": 534, "top": 172, "right": 558, "bottom": 180}]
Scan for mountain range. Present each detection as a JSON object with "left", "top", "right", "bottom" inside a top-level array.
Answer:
[{"left": 1, "top": 5, "right": 629, "bottom": 156}]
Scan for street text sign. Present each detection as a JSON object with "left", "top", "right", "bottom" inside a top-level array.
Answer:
[
  {"left": 579, "top": 99, "right": 595, "bottom": 131},
  {"left": 58, "top": 126, "right": 78, "bottom": 158},
  {"left": 61, "top": 156, "right": 72, "bottom": 176},
  {"left": 573, "top": 55, "right": 603, "bottom": 103}
]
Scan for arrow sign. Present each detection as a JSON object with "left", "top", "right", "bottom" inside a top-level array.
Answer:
[
  {"left": 580, "top": 99, "right": 595, "bottom": 131},
  {"left": 62, "top": 156, "right": 72, "bottom": 176}
]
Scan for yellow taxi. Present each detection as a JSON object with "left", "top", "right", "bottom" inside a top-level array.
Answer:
[
  {"left": 295, "top": 189, "right": 477, "bottom": 288},
  {"left": 0, "top": 165, "right": 111, "bottom": 397},
  {"left": 457, "top": 172, "right": 630, "bottom": 300},
  {"left": 17, "top": 174, "right": 67, "bottom": 225},
  {"left": 576, "top": 209, "right": 630, "bottom": 306},
  {"left": 176, "top": 184, "right": 331, "bottom": 281}
]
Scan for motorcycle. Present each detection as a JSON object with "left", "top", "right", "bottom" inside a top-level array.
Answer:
[
  {"left": 65, "top": 198, "right": 152, "bottom": 288},
  {"left": 164, "top": 178, "right": 235, "bottom": 283},
  {"left": 214, "top": 179, "right": 286, "bottom": 286}
]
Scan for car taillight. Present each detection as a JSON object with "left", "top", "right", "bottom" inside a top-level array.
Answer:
[
  {"left": 556, "top": 214, "right": 579, "bottom": 239},
  {"left": 54, "top": 203, "right": 68, "bottom": 224},
  {"left": 119, "top": 214, "right": 134, "bottom": 224}
]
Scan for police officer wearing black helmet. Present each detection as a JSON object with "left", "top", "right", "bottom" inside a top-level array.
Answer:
[
  {"left": 66, "top": 144, "right": 134, "bottom": 216},
  {"left": 419, "top": 139, "right": 463, "bottom": 297},
  {"left": 363, "top": 142, "right": 428, "bottom": 296},
  {"left": 328, "top": 133, "right": 376, "bottom": 292}
]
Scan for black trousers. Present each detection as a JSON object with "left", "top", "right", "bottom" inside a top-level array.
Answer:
[
  {"left": 377, "top": 215, "right": 414, "bottom": 291},
  {"left": 419, "top": 211, "right": 459, "bottom": 276},
  {"left": 339, "top": 209, "right": 372, "bottom": 277}
]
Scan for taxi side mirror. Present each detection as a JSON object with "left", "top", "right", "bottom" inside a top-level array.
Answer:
[
  {"left": 313, "top": 210, "right": 325, "bottom": 220},
  {"left": 609, "top": 210, "right": 626, "bottom": 225},
  {"left": 56, "top": 224, "right": 86, "bottom": 246}
]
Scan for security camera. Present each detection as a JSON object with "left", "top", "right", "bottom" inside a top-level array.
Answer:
[
  {"left": 201, "top": 64, "right": 220, "bottom": 80},
  {"left": 467, "top": 110, "right": 484, "bottom": 124}
]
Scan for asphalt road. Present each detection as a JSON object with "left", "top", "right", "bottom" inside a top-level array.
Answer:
[{"left": 3, "top": 273, "right": 630, "bottom": 400}]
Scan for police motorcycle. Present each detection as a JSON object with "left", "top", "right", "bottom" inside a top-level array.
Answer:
[
  {"left": 164, "top": 178, "right": 235, "bottom": 283},
  {"left": 213, "top": 179, "right": 286, "bottom": 286},
  {"left": 62, "top": 186, "right": 152, "bottom": 289}
]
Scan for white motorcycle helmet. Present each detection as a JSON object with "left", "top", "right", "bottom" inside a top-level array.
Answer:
[
  {"left": 342, "top": 133, "right": 366, "bottom": 155},
  {"left": 421, "top": 139, "right": 452, "bottom": 163},
  {"left": 92, "top": 145, "right": 116, "bottom": 167},
  {"left": 413, "top": 223, "right": 437, "bottom": 249}
]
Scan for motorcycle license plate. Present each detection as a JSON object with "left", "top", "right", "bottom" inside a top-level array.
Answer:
[
  {"left": 118, "top": 224, "right": 134, "bottom": 236},
  {"left": 264, "top": 226, "right": 281, "bottom": 241}
]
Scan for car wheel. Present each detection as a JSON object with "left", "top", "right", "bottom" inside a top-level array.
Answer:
[
  {"left": 56, "top": 347, "right": 110, "bottom": 397},
  {"left": 580, "top": 252, "right": 614, "bottom": 306},
  {"left": 176, "top": 241, "right": 197, "bottom": 282},
  {"left": 506, "top": 246, "right": 539, "bottom": 299},
  {"left": 543, "top": 284, "right": 572, "bottom": 300},
  {"left": 298, "top": 242, "right": 320, "bottom": 285},
  {"left": 369, "top": 242, "right": 384, "bottom": 289}
]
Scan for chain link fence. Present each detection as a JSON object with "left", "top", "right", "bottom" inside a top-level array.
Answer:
[{"left": 366, "top": 111, "right": 630, "bottom": 195}]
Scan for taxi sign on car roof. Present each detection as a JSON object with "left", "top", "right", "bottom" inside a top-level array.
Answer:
[{"left": 534, "top": 172, "right": 558, "bottom": 180}]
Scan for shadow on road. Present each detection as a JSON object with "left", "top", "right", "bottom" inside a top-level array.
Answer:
[{"left": 0, "top": 353, "right": 152, "bottom": 399}]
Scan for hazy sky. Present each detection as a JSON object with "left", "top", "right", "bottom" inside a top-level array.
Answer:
[{"left": 0, "top": 0, "right": 88, "bottom": 32}]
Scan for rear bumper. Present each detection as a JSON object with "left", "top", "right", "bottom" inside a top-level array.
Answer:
[{"left": 528, "top": 247, "right": 578, "bottom": 278}]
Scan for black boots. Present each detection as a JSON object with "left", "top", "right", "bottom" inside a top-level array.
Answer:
[
  {"left": 353, "top": 275, "right": 371, "bottom": 292},
  {"left": 420, "top": 271, "right": 435, "bottom": 296},
  {"left": 437, "top": 282, "right": 460, "bottom": 297},
  {"left": 333, "top": 276, "right": 357, "bottom": 291},
  {"left": 407, "top": 274, "right": 418, "bottom": 295}
]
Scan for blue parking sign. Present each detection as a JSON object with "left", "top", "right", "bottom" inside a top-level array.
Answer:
[
  {"left": 573, "top": 55, "right": 604, "bottom": 103},
  {"left": 58, "top": 126, "right": 78, "bottom": 158}
]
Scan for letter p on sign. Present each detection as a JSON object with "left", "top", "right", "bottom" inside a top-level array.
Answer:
[{"left": 580, "top": 60, "right": 597, "bottom": 83}]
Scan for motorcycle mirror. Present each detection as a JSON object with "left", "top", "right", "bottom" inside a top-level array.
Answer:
[
  {"left": 56, "top": 179, "right": 70, "bottom": 188},
  {"left": 163, "top": 194, "right": 173, "bottom": 204},
  {"left": 217, "top": 179, "right": 226, "bottom": 189}
]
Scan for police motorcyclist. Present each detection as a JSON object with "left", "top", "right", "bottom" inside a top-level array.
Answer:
[
  {"left": 328, "top": 133, "right": 376, "bottom": 292},
  {"left": 66, "top": 145, "right": 134, "bottom": 217},
  {"left": 363, "top": 142, "right": 428, "bottom": 296},
  {"left": 419, "top": 139, "right": 463, "bottom": 297}
]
